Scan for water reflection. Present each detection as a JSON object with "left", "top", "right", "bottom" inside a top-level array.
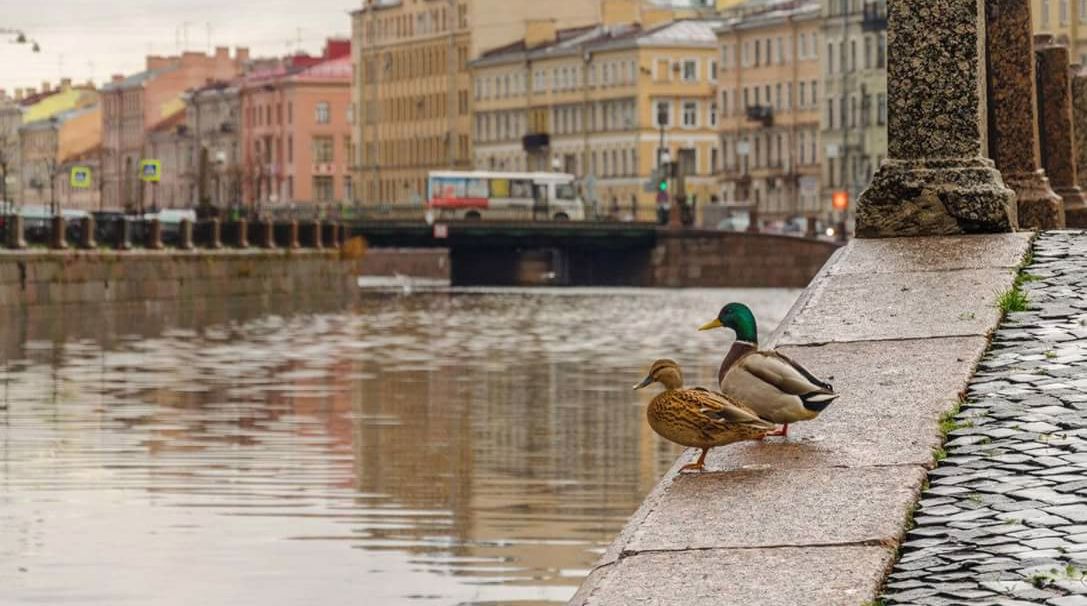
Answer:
[{"left": 0, "top": 288, "right": 797, "bottom": 605}]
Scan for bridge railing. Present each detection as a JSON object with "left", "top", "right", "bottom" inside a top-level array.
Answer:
[{"left": 262, "top": 202, "right": 681, "bottom": 225}]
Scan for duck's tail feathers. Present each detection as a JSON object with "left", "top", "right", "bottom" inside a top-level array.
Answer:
[{"left": 800, "top": 391, "right": 840, "bottom": 412}]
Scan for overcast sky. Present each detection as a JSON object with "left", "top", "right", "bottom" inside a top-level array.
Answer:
[{"left": 0, "top": 0, "right": 357, "bottom": 93}]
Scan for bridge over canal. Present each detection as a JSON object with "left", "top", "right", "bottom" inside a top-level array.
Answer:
[{"left": 346, "top": 221, "right": 840, "bottom": 288}]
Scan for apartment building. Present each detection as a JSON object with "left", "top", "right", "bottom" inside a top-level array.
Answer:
[
  {"left": 239, "top": 40, "right": 353, "bottom": 208},
  {"left": 1033, "top": 0, "right": 1087, "bottom": 64},
  {"left": 184, "top": 81, "right": 242, "bottom": 211},
  {"left": 146, "top": 108, "right": 193, "bottom": 210},
  {"left": 819, "top": 0, "right": 887, "bottom": 218},
  {"left": 717, "top": 0, "right": 822, "bottom": 227},
  {"left": 100, "top": 47, "right": 249, "bottom": 212},
  {"left": 350, "top": 0, "right": 609, "bottom": 205},
  {"left": 20, "top": 103, "right": 103, "bottom": 211},
  {"left": 0, "top": 82, "right": 98, "bottom": 207},
  {"left": 471, "top": 15, "right": 724, "bottom": 219}
]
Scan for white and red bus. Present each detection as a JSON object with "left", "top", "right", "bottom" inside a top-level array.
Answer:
[{"left": 427, "top": 171, "right": 587, "bottom": 221}]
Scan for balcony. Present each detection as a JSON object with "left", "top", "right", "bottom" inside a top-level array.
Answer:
[
  {"left": 522, "top": 133, "right": 550, "bottom": 153},
  {"left": 862, "top": 0, "right": 887, "bottom": 31},
  {"left": 745, "top": 105, "right": 774, "bottom": 127}
]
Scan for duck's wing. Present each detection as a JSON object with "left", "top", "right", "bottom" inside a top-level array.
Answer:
[
  {"left": 741, "top": 351, "right": 836, "bottom": 396},
  {"left": 694, "top": 390, "right": 776, "bottom": 429}
]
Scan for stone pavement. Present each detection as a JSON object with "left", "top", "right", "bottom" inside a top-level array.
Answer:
[{"left": 884, "top": 231, "right": 1087, "bottom": 606}]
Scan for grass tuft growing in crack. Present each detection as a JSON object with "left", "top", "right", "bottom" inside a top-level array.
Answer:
[{"left": 997, "top": 286, "right": 1029, "bottom": 315}]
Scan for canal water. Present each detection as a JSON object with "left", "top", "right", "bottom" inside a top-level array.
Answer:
[{"left": 0, "top": 288, "right": 797, "bottom": 605}]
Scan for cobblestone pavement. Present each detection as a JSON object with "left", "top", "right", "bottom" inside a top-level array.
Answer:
[{"left": 882, "top": 232, "right": 1087, "bottom": 605}]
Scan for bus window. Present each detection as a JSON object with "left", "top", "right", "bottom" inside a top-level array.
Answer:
[
  {"left": 431, "top": 177, "right": 466, "bottom": 199},
  {"left": 556, "top": 183, "right": 576, "bottom": 200},
  {"left": 467, "top": 178, "right": 488, "bottom": 198},
  {"left": 510, "top": 180, "right": 533, "bottom": 198}
]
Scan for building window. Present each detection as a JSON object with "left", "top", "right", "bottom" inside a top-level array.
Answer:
[
  {"left": 315, "top": 102, "right": 331, "bottom": 124},
  {"left": 313, "top": 176, "right": 334, "bottom": 202},
  {"left": 655, "top": 101, "right": 671, "bottom": 127},
  {"left": 709, "top": 102, "right": 718, "bottom": 127},
  {"left": 877, "top": 94, "right": 887, "bottom": 125},
  {"left": 682, "top": 59, "right": 697, "bottom": 81},
  {"left": 313, "top": 136, "right": 334, "bottom": 163},
  {"left": 1061, "top": 0, "right": 1069, "bottom": 24},
  {"left": 682, "top": 101, "right": 698, "bottom": 127}
]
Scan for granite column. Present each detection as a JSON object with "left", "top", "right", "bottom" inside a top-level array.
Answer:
[
  {"left": 1071, "top": 65, "right": 1087, "bottom": 224},
  {"left": 986, "top": 0, "right": 1064, "bottom": 228},
  {"left": 1036, "top": 34, "right": 1087, "bottom": 226},
  {"left": 857, "top": 0, "right": 1017, "bottom": 237}
]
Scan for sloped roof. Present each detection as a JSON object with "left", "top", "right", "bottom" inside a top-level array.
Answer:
[
  {"left": 294, "top": 55, "right": 352, "bottom": 81},
  {"left": 101, "top": 66, "right": 177, "bottom": 92}
]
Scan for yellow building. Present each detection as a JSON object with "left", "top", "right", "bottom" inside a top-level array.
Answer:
[
  {"left": 1033, "top": 0, "right": 1087, "bottom": 64},
  {"left": 350, "top": 0, "right": 607, "bottom": 205},
  {"left": 471, "top": 16, "right": 725, "bottom": 220},
  {"left": 717, "top": 0, "right": 824, "bottom": 228}
]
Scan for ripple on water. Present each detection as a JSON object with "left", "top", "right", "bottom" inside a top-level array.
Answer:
[{"left": 0, "top": 287, "right": 797, "bottom": 605}]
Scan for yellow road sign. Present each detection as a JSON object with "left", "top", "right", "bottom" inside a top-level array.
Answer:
[
  {"left": 139, "top": 160, "right": 161, "bottom": 183},
  {"left": 70, "top": 166, "right": 92, "bottom": 189}
]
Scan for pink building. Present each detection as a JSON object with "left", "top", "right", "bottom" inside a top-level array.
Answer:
[
  {"left": 100, "top": 47, "right": 249, "bottom": 211},
  {"left": 239, "top": 40, "right": 353, "bottom": 211}
]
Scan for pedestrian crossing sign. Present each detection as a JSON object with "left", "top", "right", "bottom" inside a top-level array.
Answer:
[
  {"left": 70, "top": 166, "right": 92, "bottom": 189},
  {"left": 139, "top": 160, "right": 161, "bottom": 183}
]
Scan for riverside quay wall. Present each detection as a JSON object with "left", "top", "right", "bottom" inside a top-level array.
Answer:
[
  {"left": 0, "top": 250, "right": 362, "bottom": 307},
  {"left": 572, "top": 232, "right": 1033, "bottom": 605}
]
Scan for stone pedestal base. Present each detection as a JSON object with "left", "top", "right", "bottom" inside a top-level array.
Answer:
[
  {"left": 857, "top": 158, "right": 1018, "bottom": 238},
  {"left": 1004, "top": 170, "right": 1065, "bottom": 229},
  {"left": 1060, "top": 189, "right": 1087, "bottom": 227}
]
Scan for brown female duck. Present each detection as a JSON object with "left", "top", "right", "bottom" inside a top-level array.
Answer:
[{"left": 634, "top": 359, "right": 775, "bottom": 472}]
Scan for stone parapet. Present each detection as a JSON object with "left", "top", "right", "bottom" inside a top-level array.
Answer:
[
  {"left": 857, "top": 0, "right": 1017, "bottom": 236},
  {"left": 572, "top": 233, "right": 1032, "bottom": 606},
  {"left": 0, "top": 250, "right": 361, "bottom": 308}
]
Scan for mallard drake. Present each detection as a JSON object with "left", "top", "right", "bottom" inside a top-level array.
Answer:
[
  {"left": 634, "top": 359, "right": 775, "bottom": 472},
  {"left": 699, "top": 302, "right": 838, "bottom": 438}
]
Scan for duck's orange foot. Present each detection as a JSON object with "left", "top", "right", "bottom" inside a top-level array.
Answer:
[
  {"left": 679, "top": 462, "right": 705, "bottom": 473},
  {"left": 760, "top": 424, "right": 790, "bottom": 439}
]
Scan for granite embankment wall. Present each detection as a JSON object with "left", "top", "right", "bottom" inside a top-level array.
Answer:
[
  {"left": 360, "top": 248, "right": 449, "bottom": 280},
  {"left": 650, "top": 230, "right": 840, "bottom": 288},
  {"left": 572, "top": 233, "right": 1032, "bottom": 605},
  {"left": 0, "top": 250, "right": 363, "bottom": 307}
]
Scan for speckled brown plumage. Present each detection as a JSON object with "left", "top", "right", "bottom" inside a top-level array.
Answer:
[{"left": 635, "top": 360, "right": 773, "bottom": 472}]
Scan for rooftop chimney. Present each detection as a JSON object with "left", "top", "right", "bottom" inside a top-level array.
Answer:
[
  {"left": 61, "top": 78, "right": 72, "bottom": 90},
  {"left": 41, "top": 81, "right": 50, "bottom": 93},
  {"left": 14, "top": 89, "right": 24, "bottom": 101},
  {"left": 236, "top": 47, "right": 250, "bottom": 64},
  {"left": 525, "top": 19, "right": 558, "bottom": 50}
]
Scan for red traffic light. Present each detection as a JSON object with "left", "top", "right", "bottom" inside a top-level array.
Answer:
[{"left": 832, "top": 191, "right": 849, "bottom": 211}]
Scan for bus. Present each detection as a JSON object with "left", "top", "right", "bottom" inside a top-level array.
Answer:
[{"left": 427, "top": 171, "right": 587, "bottom": 221}]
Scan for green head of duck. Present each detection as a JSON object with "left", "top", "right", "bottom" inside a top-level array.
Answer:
[{"left": 699, "top": 302, "right": 759, "bottom": 344}]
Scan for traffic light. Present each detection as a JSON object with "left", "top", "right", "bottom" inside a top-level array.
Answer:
[{"left": 658, "top": 176, "right": 669, "bottom": 192}]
